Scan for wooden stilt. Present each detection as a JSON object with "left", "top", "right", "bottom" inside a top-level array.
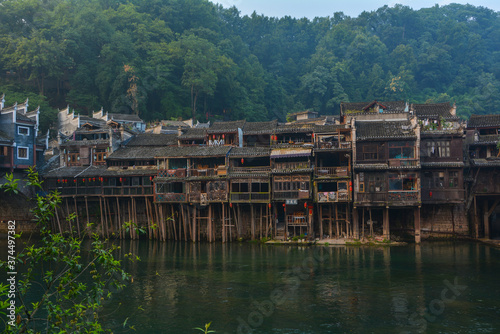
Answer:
[
  {"left": 65, "top": 198, "right": 73, "bottom": 234},
  {"left": 99, "top": 197, "right": 105, "bottom": 237},
  {"left": 103, "top": 197, "right": 110, "bottom": 238},
  {"left": 362, "top": 208, "right": 365, "bottom": 240},
  {"left": 208, "top": 204, "right": 212, "bottom": 242},
  {"left": 335, "top": 204, "right": 339, "bottom": 238},
  {"left": 414, "top": 207, "right": 421, "bottom": 244},
  {"left": 383, "top": 207, "right": 390, "bottom": 240},
  {"left": 116, "top": 197, "right": 122, "bottom": 239},
  {"left": 145, "top": 198, "right": 151, "bottom": 239},
  {"left": 251, "top": 204, "right": 255, "bottom": 240},
  {"left": 369, "top": 208, "right": 373, "bottom": 237},
  {"left": 484, "top": 200, "right": 490, "bottom": 239},
  {"left": 75, "top": 197, "right": 81, "bottom": 237},
  {"left": 222, "top": 203, "right": 226, "bottom": 243},
  {"left": 128, "top": 200, "right": 133, "bottom": 239},
  {"left": 55, "top": 206, "right": 62, "bottom": 234},
  {"left": 259, "top": 205, "right": 263, "bottom": 240}
]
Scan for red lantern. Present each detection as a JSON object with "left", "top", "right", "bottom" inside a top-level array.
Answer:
[
  {"left": 93, "top": 178, "right": 96, "bottom": 182},
  {"left": 150, "top": 176, "right": 153, "bottom": 181},
  {"left": 304, "top": 202, "right": 307, "bottom": 208},
  {"left": 82, "top": 178, "right": 85, "bottom": 182},
  {"left": 222, "top": 134, "right": 225, "bottom": 139},
  {"left": 349, "top": 181, "right": 352, "bottom": 186},
  {"left": 350, "top": 186, "right": 353, "bottom": 192},
  {"left": 429, "top": 191, "right": 433, "bottom": 198},
  {"left": 230, "top": 203, "right": 233, "bottom": 208},
  {"left": 73, "top": 179, "right": 76, "bottom": 183},
  {"left": 241, "top": 158, "right": 244, "bottom": 164},
  {"left": 268, "top": 203, "right": 271, "bottom": 208},
  {"left": 119, "top": 177, "right": 123, "bottom": 182},
  {"left": 57, "top": 179, "right": 60, "bottom": 183}
]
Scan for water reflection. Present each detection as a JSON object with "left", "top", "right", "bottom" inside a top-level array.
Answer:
[{"left": 97, "top": 242, "right": 500, "bottom": 333}]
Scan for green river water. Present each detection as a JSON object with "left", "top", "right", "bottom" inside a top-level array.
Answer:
[{"left": 97, "top": 241, "right": 499, "bottom": 334}]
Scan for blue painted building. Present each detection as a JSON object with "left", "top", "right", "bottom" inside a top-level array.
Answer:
[{"left": 0, "top": 95, "right": 43, "bottom": 171}]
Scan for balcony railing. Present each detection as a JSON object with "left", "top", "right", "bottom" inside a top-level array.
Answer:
[
  {"left": 314, "top": 167, "right": 349, "bottom": 178},
  {"left": 316, "top": 191, "right": 351, "bottom": 203},
  {"left": 388, "top": 191, "right": 419, "bottom": 202},
  {"left": 273, "top": 190, "right": 310, "bottom": 200},
  {"left": 286, "top": 215, "right": 308, "bottom": 226},
  {"left": 356, "top": 192, "right": 387, "bottom": 203},
  {"left": 274, "top": 162, "right": 310, "bottom": 170},
  {"left": 316, "top": 142, "right": 352, "bottom": 150},
  {"left": 230, "top": 192, "right": 270, "bottom": 202},
  {"left": 155, "top": 193, "right": 187, "bottom": 202},
  {"left": 158, "top": 169, "right": 186, "bottom": 178},
  {"left": 230, "top": 166, "right": 271, "bottom": 174}
]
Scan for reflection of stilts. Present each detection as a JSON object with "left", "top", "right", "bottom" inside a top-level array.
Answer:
[{"left": 369, "top": 208, "right": 374, "bottom": 237}]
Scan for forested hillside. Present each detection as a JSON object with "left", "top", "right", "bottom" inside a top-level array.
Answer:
[{"left": 1, "top": 0, "right": 500, "bottom": 133}]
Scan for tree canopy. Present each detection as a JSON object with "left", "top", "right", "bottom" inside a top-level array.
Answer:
[{"left": 1, "top": 0, "right": 500, "bottom": 131}]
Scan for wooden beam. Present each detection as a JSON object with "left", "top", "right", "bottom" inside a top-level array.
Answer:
[{"left": 383, "top": 207, "right": 390, "bottom": 240}]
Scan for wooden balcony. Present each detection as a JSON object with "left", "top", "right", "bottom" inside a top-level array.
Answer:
[
  {"left": 54, "top": 185, "right": 154, "bottom": 197},
  {"left": 316, "top": 191, "right": 351, "bottom": 203},
  {"left": 388, "top": 191, "right": 419, "bottom": 203},
  {"left": 273, "top": 190, "right": 310, "bottom": 200},
  {"left": 314, "top": 167, "right": 349, "bottom": 178},
  {"left": 189, "top": 167, "right": 227, "bottom": 177},
  {"left": 421, "top": 189, "right": 465, "bottom": 203},
  {"left": 230, "top": 192, "right": 270, "bottom": 202}
]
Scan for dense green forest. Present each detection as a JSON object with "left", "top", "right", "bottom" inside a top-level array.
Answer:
[{"left": 1, "top": 0, "right": 500, "bottom": 133}]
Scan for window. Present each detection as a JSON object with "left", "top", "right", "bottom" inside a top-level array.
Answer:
[
  {"left": 426, "top": 141, "right": 450, "bottom": 158},
  {"left": 388, "top": 173, "right": 417, "bottom": 191},
  {"left": 363, "top": 145, "right": 378, "bottom": 160},
  {"left": 389, "top": 141, "right": 415, "bottom": 159},
  {"left": 68, "top": 153, "right": 79, "bottom": 164},
  {"left": 18, "top": 126, "right": 29, "bottom": 136},
  {"left": 94, "top": 150, "right": 107, "bottom": 162},
  {"left": 17, "top": 147, "right": 28, "bottom": 159},
  {"left": 359, "top": 182, "right": 365, "bottom": 192},
  {"left": 449, "top": 171, "right": 459, "bottom": 188},
  {"left": 434, "top": 172, "right": 445, "bottom": 188}
]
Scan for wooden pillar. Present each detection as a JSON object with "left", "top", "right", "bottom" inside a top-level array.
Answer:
[
  {"left": 308, "top": 205, "right": 313, "bottom": 240},
  {"left": 259, "top": 205, "right": 263, "bottom": 240},
  {"left": 335, "top": 204, "right": 339, "bottom": 238},
  {"left": 85, "top": 196, "right": 90, "bottom": 233},
  {"left": 483, "top": 200, "right": 490, "bottom": 239},
  {"left": 99, "top": 197, "right": 105, "bottom": 237},
  {"left": 329, "top": 205, "right": 333, "bottom": 238},
  {"left": 362, "top": 208, "right": 365, "bottom": 240},
  {"left": 383, "top": 207, "right": 390, "bottom": 240},
  {"left": 414, "top": 207, "right": 421, "bottom": 244},
  {"left": 474, "top": 196, "right": 479, "bottom": 238},
  {"left": 352, "top": 207, "right": 359, "bottom": 239},
  {"left": 192, "top": 205, "right": 197, "bottom": 242},
  {"left": 208, "top": 204, "right": 212, "bottom": 242}
]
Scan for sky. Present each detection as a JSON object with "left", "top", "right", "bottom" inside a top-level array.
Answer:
[{"left": 209, "top": 0, "right": 500, "bottom": 19}]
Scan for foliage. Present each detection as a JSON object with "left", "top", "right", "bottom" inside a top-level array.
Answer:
[
  {"left": 0, "top": 168, "right": 135, "bottom": 333},
  {"left": 1, "top": 0, "right": 500, "bottom": 124},
  {"left": 193, "top": 321, "right": 216, "bottom": 333}
]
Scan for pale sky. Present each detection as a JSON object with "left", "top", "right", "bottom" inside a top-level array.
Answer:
[{"left": 210, "top": 0, "right": 500, "bottom": 19}]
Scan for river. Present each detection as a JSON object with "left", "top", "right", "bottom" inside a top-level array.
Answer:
[{"left": 93, "top": 241, "right": 500, "bottom": 333}]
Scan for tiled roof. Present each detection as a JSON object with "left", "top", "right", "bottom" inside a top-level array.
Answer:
[
  {"left": 16, "top": 112, "right": 35, "bottom": 123},
  {"left": 243, "top": 120, "right": 277, "bottom": 135},
  {"left": 270, "top": 148, "right": 312, "bottom": 158},
  {"left": 207, "top": 120, "right": 246, "bottom": 133},
  {"left": 421, "top": 162, "right": 464, "bottom": 168},
  {"left": 179, "top": 128, "right": 206, "bottom": 139},
  {"left": 468, "top": 115, "right": 500, "bottom": 128},
  {"left": 471, "top": 158, "right": 500, "bottom": 167},
  {"left": 155, "top": 145, "right": 230, "bottom": 158},
  {"left": 229, "top": 147, "right": 271, "bottom": 157},
  {"left": 60, "top": 139, "right": 110, "bottom": 147},
  {"left": 354, "top": 163, "right": 388, "bottom": 170},
  {"left": 126, "top": 134, "right": 178, "bottom": 146},
  {"left": 109, "top": 113, "right": 143, "bottom": 122},
  {"left": 43, "top": 165, "right": 157, "bottom": 178},
  {"left": 341, "top": 100, "right": 406, "bottom": 114},
  {"left": 469, "top": 134, "right": 500, "bottom": 145},
  {"left": 355, "top": 120, "right": 416, "bottom": 141},
  {"left": 161, "top": 120, "right": 190, "bottom": 128},
  {"left": 413, "top": 102, "right": 458, "bottom": 120},
  {"left": 107, "top": 146, "right": 165, "bottom": 160}
]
